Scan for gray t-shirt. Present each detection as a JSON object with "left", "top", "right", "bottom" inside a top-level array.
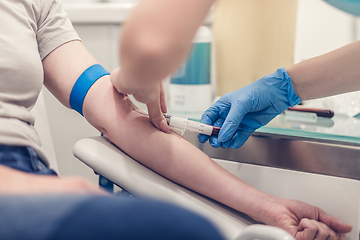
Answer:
[{"left": 0, "top": 0, "right": 80, "bottom": 166}]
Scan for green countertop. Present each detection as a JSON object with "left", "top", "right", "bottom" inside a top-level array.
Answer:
[{"left": 257, "top": 113, "right": 360, "bottom": 146}]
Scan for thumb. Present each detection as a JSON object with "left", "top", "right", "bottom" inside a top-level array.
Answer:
[
  {"left": 147, "top": 99, "right": 170, "bottom": 134},
  {"left": 159, "top": 81, "right": 167, "bottom": 113},
  {"left": 219, "top": 105, "right": 245, "bottom": 142},
  {"left": 231, "top": 130, "right": 254, "bottom": 149},
  {"left": 110, "top": 68, "right": 122, "bottom": 92},
  {"left": 319, "top": 210, "right": 352, "bottom": 234}
]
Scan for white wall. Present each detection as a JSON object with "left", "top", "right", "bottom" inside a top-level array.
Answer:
[
  {"left": 294, "top": 0, "right": 356, "bottom": 63},
  {"left": 45, "top": 0, "right": 359, "bottom": 183},
  {"left": 294, "top": 0, "right": 360, "bottom": 116}
]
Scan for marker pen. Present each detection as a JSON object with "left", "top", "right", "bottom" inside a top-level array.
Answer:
[{"left": 287, "top": 107, "right": 334, "bottom": 118}]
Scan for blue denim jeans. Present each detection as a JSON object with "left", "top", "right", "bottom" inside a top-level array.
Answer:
[
  {"left": 0, "top": 145, "right": 224, "bottom": 240},
  {"left": 0, "top": 145, "right": 57, "bottom": 175}
]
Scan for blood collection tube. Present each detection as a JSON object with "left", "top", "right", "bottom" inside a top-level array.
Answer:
[{"left": 163, "top": 113, "right": 220, "bottom": 136}]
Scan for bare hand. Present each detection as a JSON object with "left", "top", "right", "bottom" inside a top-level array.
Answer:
[
  {"left": 0, "top": 166, "right": 108, "bottom": 196},
  {"left": 264, "top": 198, "right": 352, "bottom": 240},
  {"left": 110, "top": 68, "right": 169, "bottom": 133}
]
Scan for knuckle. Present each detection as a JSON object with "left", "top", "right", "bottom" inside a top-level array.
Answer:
[{"left": 327, "top": 231, "right": 336, "bottom": 240}]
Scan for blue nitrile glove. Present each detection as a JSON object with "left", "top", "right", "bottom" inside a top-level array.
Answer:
[{"left": 198, "top": 68, "right": 302, "bottom": 149}]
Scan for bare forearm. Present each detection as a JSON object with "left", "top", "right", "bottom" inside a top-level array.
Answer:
[
  {"left": 118, "top": 0, "right": 214, "bottom": 89},
  {"left": 83, "top": 78, "right": 276, "bottom": 222},
  {"left": 287, "top": 39, "right": 360, "bottom": 101}
]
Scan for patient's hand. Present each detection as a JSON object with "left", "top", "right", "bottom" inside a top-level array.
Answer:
[
  {"left": 264, "top": 198, "right": 351, "bottom": 240},
  {"left": 0, "top": 166, "right": 108, "bottom": 196}
]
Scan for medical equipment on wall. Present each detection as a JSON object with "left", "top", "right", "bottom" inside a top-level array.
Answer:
[{"left": 168, "top": 26, "right": 213, "bottom": 115}]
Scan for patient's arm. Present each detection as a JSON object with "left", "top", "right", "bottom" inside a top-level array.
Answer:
[
  {"left": 43, "top": 41, "right": 352, "bottom": 240},
  {"left": 83, "top": 76, "right": 351, "bottom": 239}
]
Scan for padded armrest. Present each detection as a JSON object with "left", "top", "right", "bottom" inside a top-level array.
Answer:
[
  {"left": 73, "top": 136, "right": 294, "bottom": 240},
  {"left": 235, "top": 225, "right": 295, "bottom": 240}
]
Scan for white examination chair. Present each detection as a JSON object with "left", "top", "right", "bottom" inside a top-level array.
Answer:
[
  {"left": 30, "top": 92, "right": 294, "bottom": 239},
  {"left": 73, "top": 136, "right": 295, "bottom": 240}
]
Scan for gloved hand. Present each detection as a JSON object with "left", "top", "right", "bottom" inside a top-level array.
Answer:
[{"left": 198, "top": 68, "right": 302, "bottom": 149}]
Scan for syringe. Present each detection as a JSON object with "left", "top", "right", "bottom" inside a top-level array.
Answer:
[{"left": 163, "top": 113, "right": 220, "bottom": 136}]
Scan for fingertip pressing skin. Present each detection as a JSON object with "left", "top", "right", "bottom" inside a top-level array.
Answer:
[
  {"left": 147, "top": 104, "right": 170, "bottom": 133},
  {"left": 158, "top": 119, "right": 170, "bottom": 133},
  {"left": 131, "top": 107, "right": 170, "bottom": 134}
]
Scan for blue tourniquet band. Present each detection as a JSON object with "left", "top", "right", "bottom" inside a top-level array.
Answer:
[{"left": 69, "top": 64, "right": 110, "bottom": 116}]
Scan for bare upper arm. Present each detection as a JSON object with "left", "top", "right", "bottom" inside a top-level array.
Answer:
[
  {"left": 42, "top": 40, "right": 98, "bottom": 108},
  {"left": 41, "top": 39, "right": 142, "bottom": 139}
]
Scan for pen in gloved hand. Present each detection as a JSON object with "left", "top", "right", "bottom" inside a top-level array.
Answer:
[{"left": 287, "top": 107, "right": 335, "bottom": 118}]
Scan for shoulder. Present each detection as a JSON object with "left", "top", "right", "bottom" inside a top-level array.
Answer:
[{"left": 38, "top": 0, "right": 65, "bottom": 20}]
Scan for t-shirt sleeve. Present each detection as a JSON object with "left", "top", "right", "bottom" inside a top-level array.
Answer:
[{"left": 37, "top": 0, "right": 80, "bottom": 60}]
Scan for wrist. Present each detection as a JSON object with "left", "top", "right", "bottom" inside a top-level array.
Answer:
[
  {"left": 281, "top": 68, "right": 302, "bottom": 107},
  {"left": 259, "top": 68, "right": 302, "bottom": 109},
  {"left": 242, "top": 192, "right": 283, "bottom": 224}
]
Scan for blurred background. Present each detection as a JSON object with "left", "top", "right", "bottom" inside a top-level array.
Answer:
[{"left": 45, "top": 0, "right": 360, "bottom": 184}]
